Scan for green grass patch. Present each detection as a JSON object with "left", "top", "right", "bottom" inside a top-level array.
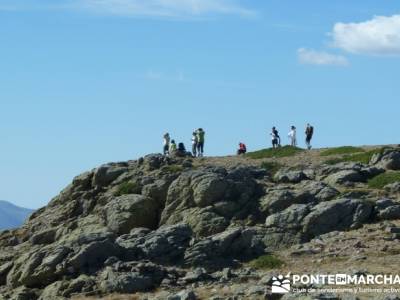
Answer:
[
  {"left": 260, "top": 161, "right": 282, "bottom": 176},
  {"left": 115, "top": 181, "right": 142, "bottom": 196},
  {"left": 161, "top": 164, "right": 184, "bottom": 173},
  {"left": 324, "top": 147, "right": 388, "bottom": 165},
  {"left": 320, "top": 146, "right": 365, "bottom": 157},
  {"left": 246, "top": 146, "right": 304, "bottom": 160},
  {"left": 249, "top": 254, "right": 284, "bottom": 270},
  {"left": 368, "top": 171, "right": 400, "bottom": 189}
]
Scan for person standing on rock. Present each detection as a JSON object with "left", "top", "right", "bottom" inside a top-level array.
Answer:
[
  {"left": 305, "top": 123, "right": 314, "bottom": 150},
  {"left": 169, "top": 139, "right": 177, "bottom": 154},
  {"left": 288, "top": 126, "right": 297, "bottom": 147},
  {"left": 163, "top": 133, "right": 170, "bottom": 155},
  {"left": 191, "top": 131, "right": 198, "bottom": 157},
  {"left": 271, "top": 127, "right": 280, "bottom": 148},
  {"left": 196, "top": 128, "right": 205, "bottom": 157}
]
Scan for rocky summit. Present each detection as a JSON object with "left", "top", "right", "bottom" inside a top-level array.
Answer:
[{"left": 1, "top": 146, "right": 400, "bottom": 300}]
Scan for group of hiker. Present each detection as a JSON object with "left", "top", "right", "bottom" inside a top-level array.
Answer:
[
  {"left": 162, "top": 123, "right": 314, "bottom": 158},
  {"left": 269, "top": 123, "right": 314, "bottom": 150},
  {"left": 163, "top": 128, "right": 205, "bottom": 157}
]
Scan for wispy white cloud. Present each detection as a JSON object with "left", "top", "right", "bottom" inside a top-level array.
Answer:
[
  {"left": 331, "top": 14, "right": 400, "bottom": 56},
  {"left": 298, "top": 48, "right": 349, "bottom": 66},
  {"left": 0, "top": 0, "right": 255, "bottom": 19},
  {"left": 78, "top": 0, "right": 255, "bottom": 18}
]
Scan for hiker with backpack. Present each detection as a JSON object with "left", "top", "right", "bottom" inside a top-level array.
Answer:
[
  {"left": 169, "top": 139, "right": 177, "bottom": 154},
  {"left": 191, "top": 131, "right": 198, "bottom": 157},
  {"left": 271, "top": 127, "right": 281, "bottom": 148},
  {"left": 237, "top": 142, "right": 247, "bottom": 155},
  {"left": 305, "top": 123, "right": 314, "bottom": 150},
  {"left": 163, "top": 133, "right": 170, "bottom": 155},
  {"left": 288, "top": 126, "right": 297, "bottom": 147},
  {"left": 196, "top": 128, "right": 205, "bottom": 157}
]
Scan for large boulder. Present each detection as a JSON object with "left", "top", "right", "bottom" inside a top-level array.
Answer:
[
  {"left": 92, "top": 163, "right": 128, "bottom": 187},
  {"left": 67, "top": 240, "right": 121, "bottom": 272},
  {"left": 295, "top": 181, "right": 339, "bottom": 202},
  {"left": 117, "top": 224, "right": 192, "bottom": 263},
  {"left": 99, "top": 262, "right": 166, "bottom": 294},
  {"left": 374, "top": 199, "right": 400, "bottom": 220},
  {"left": 38, "top": 275, "right": 96, "bottom": 300},
  {"left": 265, "top": 204, "right": 311, "bottom": 230},
  {"left": 324, "top": 170, "right": 364, "bottom": 185},
  {"left": 183, "top": 227, "right": 266, "bottom": 268},
  {"left": 160, "top": 167, "right": 261, "bottom": 236},
  {"left": 302, "top": 198, "right": 373, "bottom": 238},
  {"left": 273, "top": 169, "right": 308, "bottom": 184},
  {"left": 105, "top": 194, "right": 160, "bottom": 234},
  {"left": 260, "top": 181, "right": 339, "bottom": 217},
  {"left": 321, "top": 162, "right": 383, "bottom": 185},
  {"left": 259, "top": 189, "right": 296, "bottom": 215},
  {"left": 371, "top": 149, "right": 400, "bottom": 170},
  {"left": 7, "top": 246, "right": 71, "bottom": 288}
]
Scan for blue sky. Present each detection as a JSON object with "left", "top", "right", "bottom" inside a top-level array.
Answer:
[{"left": 1, "top": 0, "right": 400, "bottom": 208}]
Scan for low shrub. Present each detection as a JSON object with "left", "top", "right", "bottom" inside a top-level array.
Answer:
[
  {"left": 162, "top": 164, "right": 184, "bottom": 173},
  {"left": 114, "top": 181, "right": 141, "bottom": 196},
  {"left": 249, "top": 254, "right": 284, "bottom": 270},
  {"left": 320, "top": 146, "right": 365, "bottom": 157},
  {"left": 368, "top": 171, "right": 400, "bottom": 189},
  {"left": 324, "top": 147, "right": 388, "bottom": 165}
]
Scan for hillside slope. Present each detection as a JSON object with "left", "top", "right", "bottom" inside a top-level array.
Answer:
[
  {"left": 0, "top": 145, "right": 400, "bottom": 300},
  {"left": 0, "top": 200, "right": 34, "bottom": 230}
]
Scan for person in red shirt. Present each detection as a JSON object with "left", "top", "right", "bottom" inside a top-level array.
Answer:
[{"left": 237, "top": 142, "right": 247, "bottom": 155}]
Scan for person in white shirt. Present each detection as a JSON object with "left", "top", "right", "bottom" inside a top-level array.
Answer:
[
  {"left": 191, "top": 131, "right": 198, "bottom": 157},
  {"left": 163, "top": 133, "right": 170, "bottom": 155},
  {"left": 288, "top": 126, "right": 297, "bottom": 147}
]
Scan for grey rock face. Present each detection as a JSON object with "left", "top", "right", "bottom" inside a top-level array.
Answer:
[
  {"left": 92, "top": 163, "right": 128, "bottom": 187},
  {"left": 302, "top": 198, "right": 373, "bottom": 238},
  {"left": 274, "top": 169, "right": 308, "bottom": 183},
  {"left": 260, "top": 181, "right": 338, "bottom": 216},
  {"left": 183, "top": 227, "right": 266, "bottom": 267},
  {"left": 160, "top": 167, "right": 261, "bottom": 237},
  {"left": 117, "top": 223, "right": 192, "bottom": 263},
  {"left": 375, "top": 199, "right": 400, "bottom": 220},
  {"left": 265, "top": 204, "right": 311, "bottom": 230},
  {"left": 321, "top": 162, "right": 384, "bottom": 185},
  {"left": 371, "top": 149, "right": 400, "bottom": 170},
  {"left": 2, "top": 148, "right": 399, "bottom": 299},
  {"left": 105, "top": 194, "right": 160, "bottom": 234},
  {"left": 99, "top": 262, "right": 166, "bottom": 294},
  {"left": 385, "top": 182, "right": 400, "bottom": 193},
  {"left": 168, "top": 289, "right": 197, "bottom": 300}
]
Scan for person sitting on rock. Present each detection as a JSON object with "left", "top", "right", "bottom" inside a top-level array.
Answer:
[
  {"left": 237, "top": 142, "right": 247, "bottom": 155},
  {"left": 176, "top": 142, "right": 187, "bottom": 157},
  {"left": 169, "top": 140, "right": 177, "bottom": 154}
]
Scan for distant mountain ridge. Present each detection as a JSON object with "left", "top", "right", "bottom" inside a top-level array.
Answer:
[{"left": 0, "top": 200, "right": 34, "bottom": 230}]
